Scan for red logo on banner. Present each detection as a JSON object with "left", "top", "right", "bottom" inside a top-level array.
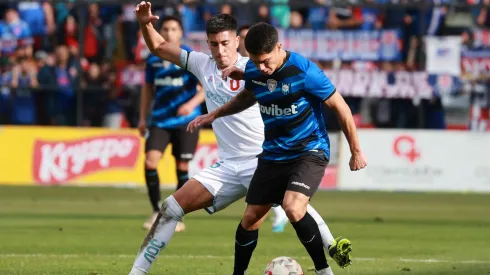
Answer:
[
  {"left": 393, "top": 135, "right": 420, "bottom": 163},
  {"left": 32, "top": 135, "right": 140, "bottom": 184}
]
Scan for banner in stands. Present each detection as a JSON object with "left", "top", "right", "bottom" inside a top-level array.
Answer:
[
  {"left": 426, "top": 36, "right": 462, "bottom": 76},
  {"left": 0, "top": 127, "right": 218, "bottom": 187},
  {"left": 325, "top": 70, "right": 461, "bottom": 98},
  {"left": 0, "top": 127, "right": 339, "bottom": 189},
  {"left": 461, "top": 29, "right": 490, "bottom": 78},
  {"left": 184, "top": 29, "right": 402, "bottom": 61},
  {"left": 337, "top": 130, "right": 490, "bottom": 192}
]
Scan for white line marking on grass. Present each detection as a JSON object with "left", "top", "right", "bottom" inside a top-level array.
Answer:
[{"left": 1, "top": 254, "right": 490, "bottom": 264}]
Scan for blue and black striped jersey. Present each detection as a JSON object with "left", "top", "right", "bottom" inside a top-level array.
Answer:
[
  {"left": 244, "top": 51, "right": 336, "bottom": 161},
  {"left": 145, "top": 45, "right": 200, "bottom": 128}
]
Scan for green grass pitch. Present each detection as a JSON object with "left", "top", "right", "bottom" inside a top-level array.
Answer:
[{"left": 0, "top": 185, "right": 489, "bottom": 275}]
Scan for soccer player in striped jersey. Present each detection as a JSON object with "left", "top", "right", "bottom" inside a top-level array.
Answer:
[
  {"left": 138, "top": 15, "right": 204, "bottom": 232},
  {"left": 188, "top": 23, "right": 367, "bottom": 275}
]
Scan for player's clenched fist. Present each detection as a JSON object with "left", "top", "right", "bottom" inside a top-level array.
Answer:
[
  {"left": 349, "top": 152, "right": 367, "bottom": 171},
  {"left": 134, "top": 1, "right": 159, "bottom": 25},
  {"left": 187, "top": 113, "right": 217, "bottom": 133}
]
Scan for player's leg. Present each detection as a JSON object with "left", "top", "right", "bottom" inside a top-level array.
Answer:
[
  {"left": 233, "top": 158, "right": 284, "bottom": 275},
  {"left": 281, "top": 154, "right": 332, "bottom": 274},
  {"left": 306, "top": 204, "right": 335, "bottom": 248},
  {"left": 237, "top": 158, "right": 289, "bottom": 233},
  {"left": 143, "top": 127, "right": 171, "bottom": 229},
  {"left": 171, "top": 127, "right": 199, "bottom": 191},
  {"left": 130, "top": 160, "right": 242, "bottom": 275},
  {"left": 170, "top": 127, "right": 199, "bottom": 232},
  {"left": 271, "top": 205, "right": 288, "bottom": 232},
  {"left": 129, "top": 178, "right": 214, "bottom": 275},
  {"left": 233, "top": 203, "right": 273, "bottom": 275}
]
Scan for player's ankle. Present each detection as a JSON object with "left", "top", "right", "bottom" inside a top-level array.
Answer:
[{"left": 129, "top": 266, "right": 147, "bottom": 275}]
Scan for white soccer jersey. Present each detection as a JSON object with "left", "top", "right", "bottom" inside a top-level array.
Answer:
[{"left": 183, "top": 51, "right": 264, "bottom": 161}]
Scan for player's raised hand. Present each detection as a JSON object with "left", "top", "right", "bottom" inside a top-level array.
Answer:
[
  {"left": 221, "top": 65, "right": 244, "bottom": 81},
  {"left": 134, "top": 1, "right": 159, "bottom": 25},
  {"left": 349, "top": 152, "right": 367, "bottom": 171},
  {"left": 187, "top": 113, "right": 216, "bottom": 133}
]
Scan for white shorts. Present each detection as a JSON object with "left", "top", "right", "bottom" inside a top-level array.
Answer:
[{"left": 192, "top": 158, "right": 257, "bottom": 214}]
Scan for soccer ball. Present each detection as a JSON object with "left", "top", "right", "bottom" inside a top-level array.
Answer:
[{"left": 264, "top": 256, "right": 304, "bottom": 275}]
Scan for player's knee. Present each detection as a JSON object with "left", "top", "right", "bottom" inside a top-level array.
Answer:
[
  {"left": 145, "top": 158, "right": 159, "bottom": 170},
  {"left": 241, "top": 211, "right": 263, "bottom": 230},
  {"left": 282, "top": 200, "right": 308, "bottom": 223},
  {"left": 176, "top": 161, "right": 189, "bottom": 171},
  {"left": 159, "top": 195, "right": 185, "bottom": 221}
]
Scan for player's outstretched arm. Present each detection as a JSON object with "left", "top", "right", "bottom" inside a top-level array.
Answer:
[
  {"left": 187, "top": 89, "right": 257, "bottom": 132},
  {"left": 134, "top": 1, "right": 182, "bottom": 66},
  {"left": 325, "top": 92, "right": 367, "bottom": 171},
  {"left": 138, "top": 83, "right": 153, "bottom": 137}
]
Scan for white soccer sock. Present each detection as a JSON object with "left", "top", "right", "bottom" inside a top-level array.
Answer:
[
  {"left": 130, "top": 195, "right": 184, "bottom": 275},
  {"left": 272, "top": 205, "right": 287, "bottom": 225},
  {"left": 306, "top": 204, "right": 335, "bottom": 249}
]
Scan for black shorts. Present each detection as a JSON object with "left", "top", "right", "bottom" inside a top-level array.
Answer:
[
  {"left": 145, "top": 127, "right": 199, "bottom": 161},
  {"left": 246, "top": 153, "right": 328, "bottom": 205}
]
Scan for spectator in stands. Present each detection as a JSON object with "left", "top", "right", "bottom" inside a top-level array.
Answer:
[
  {"left": 80, "top": 62, "right": 108, "bottom": 126},
  {"left": 476, "top": 0, "right": 490, "bottom": 27},
  {"left": 328, "top": 6, "right": 363, "bottom": 30},
  {"left": 254, "top": 4, "right": 271, "bottom": 24},
  {"left": 290, "top": 11, "right": 304, "bottom": 29},
  {"left": 53, "top": 45, "right": 78, "bottom": 126},
  {"left": 84, "top": 3, "right": 105, "bottom": 63},
  {"left": 307, "top": 0, "right": 328, "bottom": 30},
  {"left": 271, "top": 0, "right": 291, "bottom": 28},
  {"left": 0, "top": 57, "right": 12, "bottom": 124},
  {"left": 238, "top": 25, "right": 250, "bottom": 57},
  {"left": 10, "top": 57, "right": 38, "bottom": 125},
  {"left": 361, "top": 0, "right": 382, "bottom": 30},
  {"left": 0, "top": 7, "right": 32, "bottom": 57},
  {"left": 16, "top": 1, "right": 55, "bottom": 51}
]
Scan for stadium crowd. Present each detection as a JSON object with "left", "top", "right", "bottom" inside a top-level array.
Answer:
[{"left": 0, "top": 1, "right": 487, "bottom": 129}]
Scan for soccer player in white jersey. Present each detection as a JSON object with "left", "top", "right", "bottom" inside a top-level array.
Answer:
[{"left": 129, "top": 2, "right": 351, "bottom": 275}]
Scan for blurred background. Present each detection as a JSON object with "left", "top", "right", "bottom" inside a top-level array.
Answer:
[{"left": 0, "top": 0, "right": 489, "bottom": 131}]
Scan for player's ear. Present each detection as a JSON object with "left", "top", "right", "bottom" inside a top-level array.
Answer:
[
  {"left": 276, "top": 43, "right": 282, "bottom": 53},
  {"left": 235, "top": 35, "right": 240, "bottom": 49}
]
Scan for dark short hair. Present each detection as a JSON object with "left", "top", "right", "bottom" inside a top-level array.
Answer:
[
  {"left": 206, "top": 14, "right": 237, "bottom": 35},
  {"left": 244, "top": 22, "right": 278, "bottom": 55},
  {"left": 238, "top": 24, "right": 250, "bottom": 34},
  {"left": 160, "top": 15, "right": 183, "bottom": 31}
]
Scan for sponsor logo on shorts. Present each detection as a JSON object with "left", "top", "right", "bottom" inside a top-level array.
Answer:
[
  {"left": 291, "top": 181, "right": 310, "bottom": 190},
  {"left": 180, "top": 153, "right": 194, "bottom": 160},
  {"left": 32, "top": 134, "right": 140, "bottom": 183}
]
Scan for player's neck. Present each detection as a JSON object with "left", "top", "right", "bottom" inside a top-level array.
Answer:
[{"left": 274, "top": 50, "right": 288, "bottom": 73}]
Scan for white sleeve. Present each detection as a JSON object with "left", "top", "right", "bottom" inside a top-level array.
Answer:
[{"left": 180, "top": 50, "right": 209, "bottom": 80}]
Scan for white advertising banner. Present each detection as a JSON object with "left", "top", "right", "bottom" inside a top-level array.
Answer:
[
  {"left": 426, "top": 36, "right": 462, "bottom": 76},
  {"left": 337, "top": 130, "right": 490, "bottom": 192}
]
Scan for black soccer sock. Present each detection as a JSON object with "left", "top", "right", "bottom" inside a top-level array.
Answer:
[
  {"left": 145, "top": 169, "right": 161, "bottom": 212},
  {"left": 176, "top": 169, "right": 189, "bottom": 191},
  {"left": 291, "top": 212, "right": 329, "bottom": 271},
  {"left": 233, "top": 222, "right": 258, "bottom": 275}
]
